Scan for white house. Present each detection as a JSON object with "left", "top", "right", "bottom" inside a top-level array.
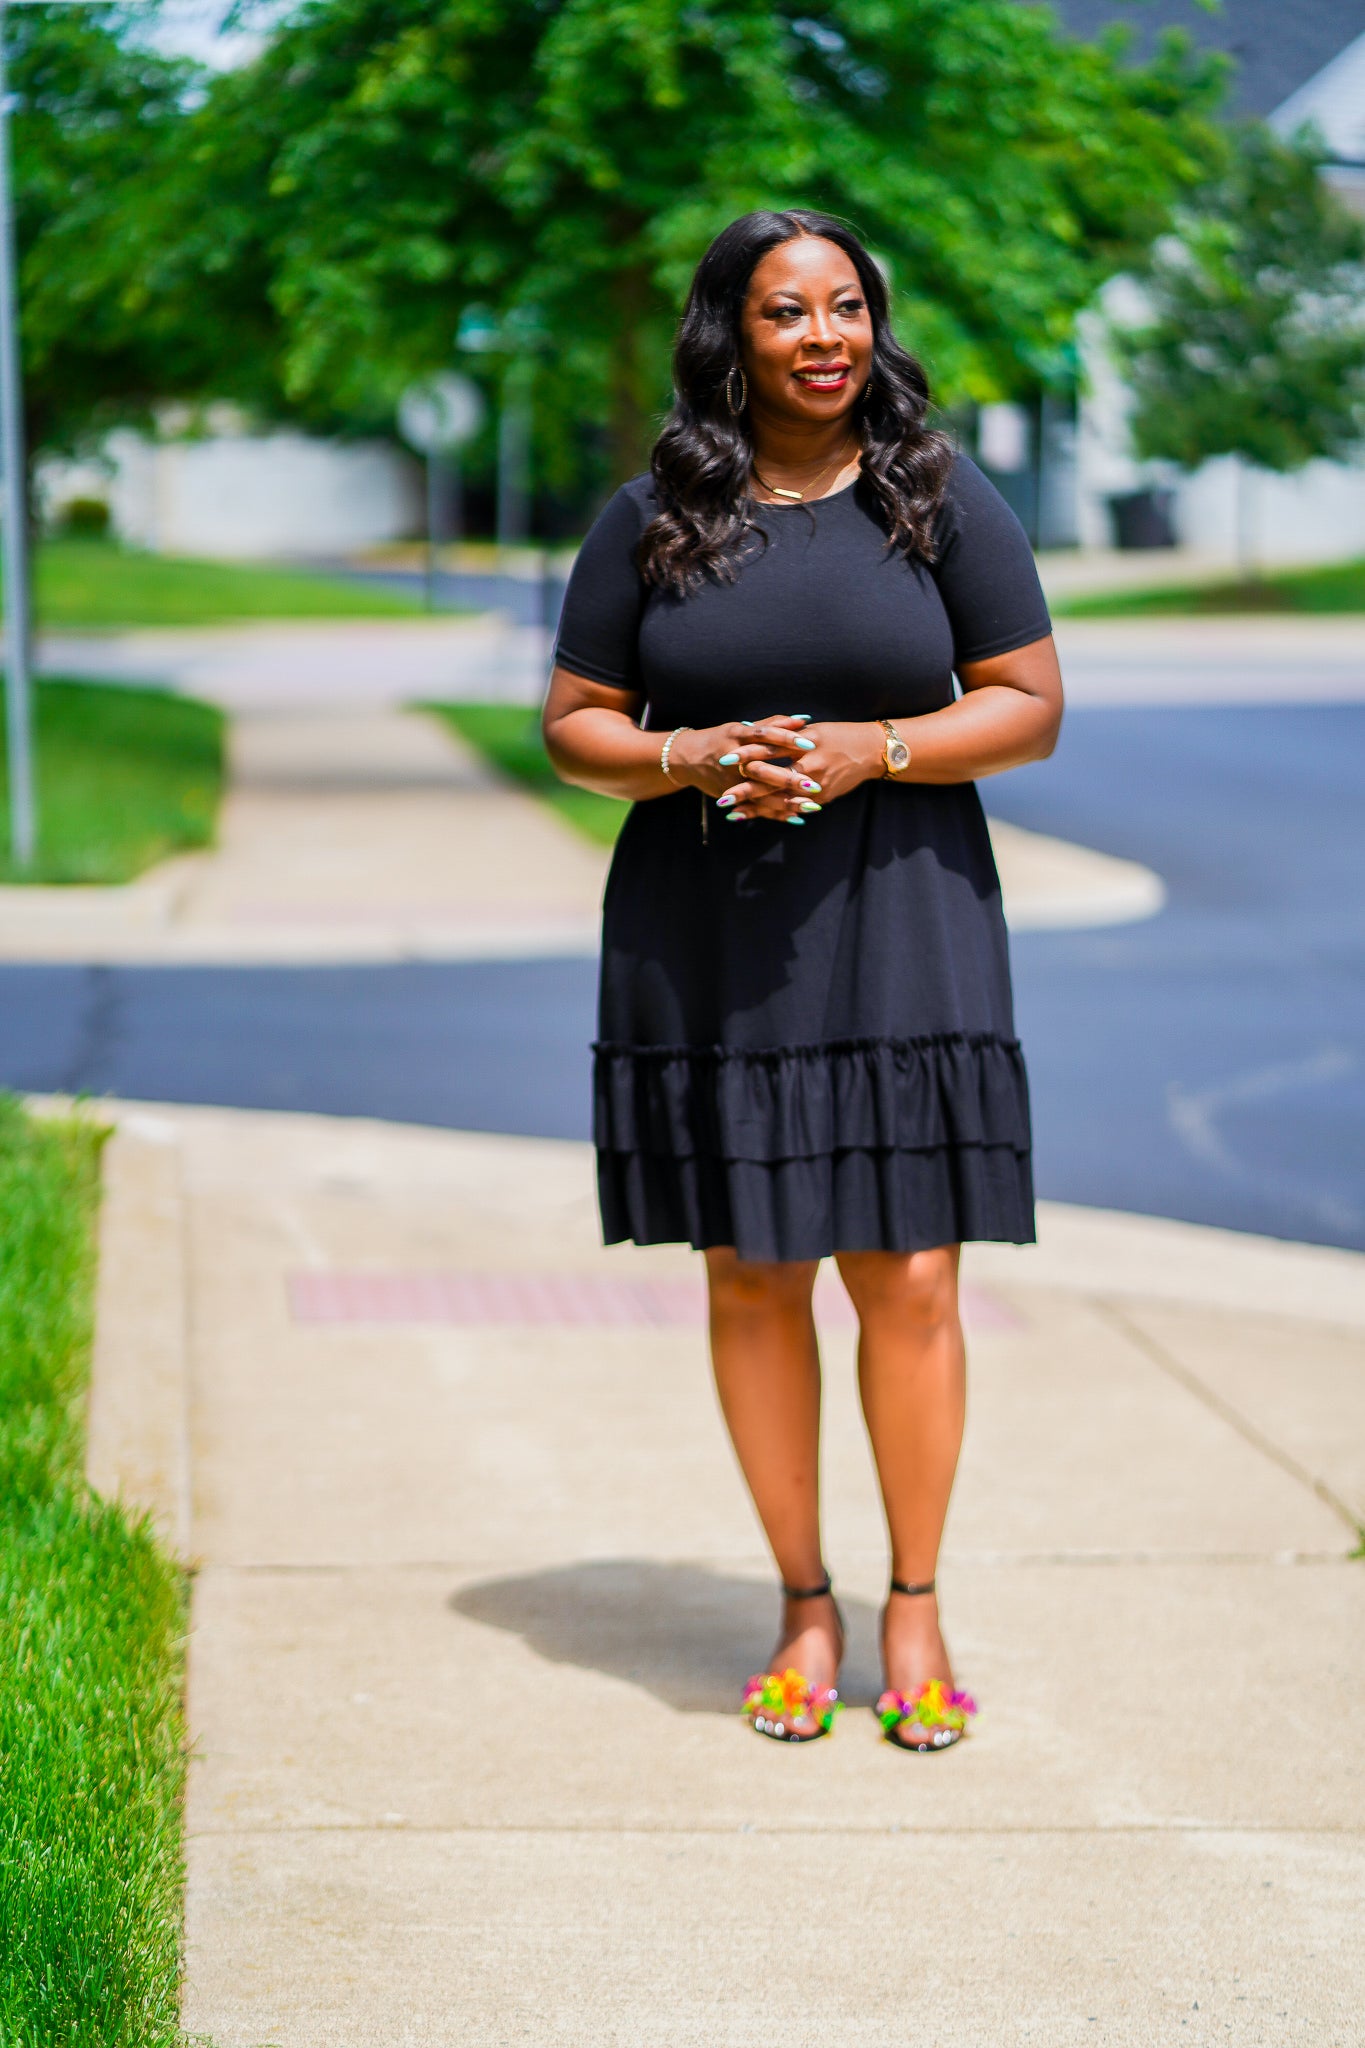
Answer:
[{"left": 40, "top": 407, "right": 423, "bottom": 560}]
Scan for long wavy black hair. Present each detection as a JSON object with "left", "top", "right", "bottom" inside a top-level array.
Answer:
[{"left": 639, "top": 209, "right": 954, "bottom": 594}]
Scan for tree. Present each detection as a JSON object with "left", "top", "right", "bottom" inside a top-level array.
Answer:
[
  {"left": 1114, "top": 127, "right": 1365, "bottom": 571},
  {"left": 8, "top": 3, "right": 226, "bottom": 467},
  {"left": 201, "top": 0, "right": 1229, "bottom": 491}
]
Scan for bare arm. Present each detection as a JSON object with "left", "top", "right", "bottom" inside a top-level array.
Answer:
[
  {"left": 541, "top": 664, "right": 786, "bottom": 803},
  {"left": 894, "top": 634, "right": 1064, "bottom": 783}
]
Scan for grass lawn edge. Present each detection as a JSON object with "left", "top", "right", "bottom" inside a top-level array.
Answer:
[
  {"left": 424, "top": 699, "right": 628, "bottom": 848},
  {"left": 1054, "top": 555, "right": 1365, "bottom": 617},
  {"left": 0, "top": 1097, "right": 189, "bottom": 2046},
  {"left": 0, "top": 677, "right": 226, "bottom": 886}
]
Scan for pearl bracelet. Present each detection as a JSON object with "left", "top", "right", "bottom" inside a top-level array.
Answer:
[{"left": 660, "top": 726, "right": 691, "bottom": 782}]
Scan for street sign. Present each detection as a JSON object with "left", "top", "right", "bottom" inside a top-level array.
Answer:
[{"left": 397, "top": 374, "right": 485, "bottom": 455}]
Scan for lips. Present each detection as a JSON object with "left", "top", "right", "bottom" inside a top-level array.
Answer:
[{"left": 794, "top": 365, "right": 850, "bottom": 390}]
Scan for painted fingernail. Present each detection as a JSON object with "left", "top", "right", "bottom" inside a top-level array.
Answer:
[
  {"left": 718, "top": 752, "right": 739, "bottom": 767},
  {"left": 793, "top": 736, "right": 816, "bottom": 749},
  {"left": 740, "top": 720, "right": 755, "bottom": 728},
  {"left": 784, "top": 815, "right": 805, "bottom": 826},
  {"left": 791, "top": 714, "right": 812, "bottom": 722},
  {"left": 799, "top": 800, "right": 821, "bottom": 813},
  {"left": 716, "top": 792, "right": 737, "bottom": 808},
  {"left": 725, "top": 811, "right": 747, "bottom": 823},
  {"left": 799, "top": 777, "right": 821, "bottom": 792}
]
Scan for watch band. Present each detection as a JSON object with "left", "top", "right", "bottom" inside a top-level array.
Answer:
[{"left": 880, "top": 720, "right": 911, "bottom": 777}]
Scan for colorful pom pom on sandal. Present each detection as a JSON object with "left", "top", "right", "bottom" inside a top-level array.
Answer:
[
  {"left": 876, "top": 1577, "right": 977, "bottom": 1754},
  {"left": 742, "top": 1576, "right": 845, "bottom": 1744}
]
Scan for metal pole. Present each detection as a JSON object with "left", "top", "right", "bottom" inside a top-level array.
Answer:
[
  {"left": 424, "top": 452, "right": 437, "bottom": 612},
  {"left": 0, "top": 0, "right": 35, "bottom": 866},
  {"left": 496, "top": 365, "right": 530, "bottom": 552}
]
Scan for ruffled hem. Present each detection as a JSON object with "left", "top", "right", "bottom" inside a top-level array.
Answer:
[
  {"left": 593, "top": 1032, "right": 1031, "bottom": 1162},
  {"left": 598, "top": 1142, "right": 1035, "bottom": 1263}
]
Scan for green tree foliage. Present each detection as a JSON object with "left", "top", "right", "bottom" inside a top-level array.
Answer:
[
  {"left": 9, "top": 3, "right": 216, "bottom": 461},
  {"left": 202, "top": 0, "right": 1228, "bottom": 485},
  {"left": 1116, "top": 128, "right": 1365, "bottom": 489}
]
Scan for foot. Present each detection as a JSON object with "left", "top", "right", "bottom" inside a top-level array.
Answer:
[
  {"left": 879, "top": 1585, "right": 972, "bottom": 1750},
  {"left": 749, "top": 1590, "right": 844, "bottom": 1740}
]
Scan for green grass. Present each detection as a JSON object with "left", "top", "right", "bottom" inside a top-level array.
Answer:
[
  {"left": 0, "top": 678, "right": 225, "bottom": 884},
  {"left": 429, "top": 700, "right": 629, "bottom": 847},
  {"left": 1057, "top": 556, "right": 1365, "bottom": 617},
  {"left": 0, "top": 1098, "right": 187, "bottom": 2048},
  {"left": 21, "top": 536, "right": 422, "bottom": 630}
]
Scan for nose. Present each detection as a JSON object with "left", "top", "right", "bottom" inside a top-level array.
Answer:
[{"left": 805, "top": 306, "right": 840, "bottom": 352}]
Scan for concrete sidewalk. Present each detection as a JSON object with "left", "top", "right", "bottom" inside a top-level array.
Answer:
[{"left": 85, "top": 1099, "right": 1365, "bottom": 2047}]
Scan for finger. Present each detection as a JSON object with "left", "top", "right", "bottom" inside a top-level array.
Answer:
[
  {"left": 716, "top": 783, "right": 762, "bottom": 809},
  {"left": 748, "top": 760, "right": 824, "bottom": 795},
  {"left": 741, "top": 725, "right": 817, "bottom": 753},
  {"left": 742, "top": 759, "right": 802, "bottom": 788}
]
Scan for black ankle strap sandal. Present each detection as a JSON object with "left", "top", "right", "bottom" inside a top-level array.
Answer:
[
  {"left": 878, "top": 1576, "right": 977, "bottom": 1753},
  {"left": 742, "top": 1573, "right": 844, "bottom": 1743},
  {"left": 783, "top": 1575, "right": 835, "bottom": 1601}
]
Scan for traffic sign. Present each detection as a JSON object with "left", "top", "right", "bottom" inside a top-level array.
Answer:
[{"left": 397, "top": 374, "right": 485, "bottom": 455}]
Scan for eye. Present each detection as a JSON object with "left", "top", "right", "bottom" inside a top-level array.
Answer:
[
  {"left": 769, "top": 303, "right": 804, "bottom": 322},
  {"left": 837, "top": 297, "right": 865, "bottom": 317}
]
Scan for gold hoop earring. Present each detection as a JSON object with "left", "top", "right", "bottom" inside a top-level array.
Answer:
[{"left": 726, "top": 367, "right": 748, "bottom": 416}]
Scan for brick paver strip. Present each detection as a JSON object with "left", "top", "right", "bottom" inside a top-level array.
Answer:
[{"left": 286, "top": 1268, "right": 1020, "bottom": 1331}]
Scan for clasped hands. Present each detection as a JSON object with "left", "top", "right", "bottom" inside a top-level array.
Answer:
[{"left": 669, "top": 716, "right": 886, "bottom": 823}]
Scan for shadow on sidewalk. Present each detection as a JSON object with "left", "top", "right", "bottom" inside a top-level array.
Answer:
[{"left": 449, "top": 1559, "right": 885, "bottom": 1711}]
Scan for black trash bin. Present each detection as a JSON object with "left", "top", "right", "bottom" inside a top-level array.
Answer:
[{"left": 1107, "top": 487, "right": 1177, "bottom": 550}]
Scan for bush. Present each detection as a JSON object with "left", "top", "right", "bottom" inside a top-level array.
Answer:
[{"left": 57, "top": 497, "right": 111, "bottom": 539}]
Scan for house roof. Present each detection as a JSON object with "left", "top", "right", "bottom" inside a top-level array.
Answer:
[{"left": 1043, "top": 1, "right": 1362, "bottom": 118}]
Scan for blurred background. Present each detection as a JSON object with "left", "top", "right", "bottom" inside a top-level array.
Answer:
[{"left": 1, "top": 0, "right": 1362, "bottom": 1248}]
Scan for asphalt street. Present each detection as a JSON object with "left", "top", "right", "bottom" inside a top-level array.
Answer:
[{"left": 1, "top": 702, "right": 1360, "bottom": 1250}]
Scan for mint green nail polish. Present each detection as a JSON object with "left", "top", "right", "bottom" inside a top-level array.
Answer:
[
  {"left": 718, "top": 752, "right": 739, "bottom": 766},
  {"left": 785, "top": 816, "right": 805, "bottom": 826},
  {"left": 793, "top": 736, "right": 816, "bottom": 749},
  {"left": 791, "top": 715, "right": 812, "bottom": 723},
  {"left": 725, "top": 812, "right": 746, "bottom": 823},
  {"left": 799, "top": 800, "right": 821, "bottom": 813}
]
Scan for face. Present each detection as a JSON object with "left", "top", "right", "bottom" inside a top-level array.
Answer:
[{"left": 738, "top": 235, "right": 874, "bottom": 425}]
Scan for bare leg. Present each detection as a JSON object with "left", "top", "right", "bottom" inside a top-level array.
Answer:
[
  {"left": 705, "top": 1247, "right": 842, "bottom": 1730},
  {"left": 836, "top": 1245, "right": 966, "bottom": 1708}
]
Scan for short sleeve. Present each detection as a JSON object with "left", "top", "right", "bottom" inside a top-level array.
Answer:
[
  {"left": 552, "top": 479, "right": 652, "bottom": 691},
  {"left": 931, "top": 455, "right": 1052, "bottom": 666}
]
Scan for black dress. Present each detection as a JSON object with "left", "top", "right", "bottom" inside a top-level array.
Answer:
[{"left": 553, "top": 455, "right": 1052, "bottom": 1264}]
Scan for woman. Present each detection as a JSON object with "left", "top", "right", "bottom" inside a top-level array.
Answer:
[{"left": 543, "top": 209, "right": 1063, "bottom": 1751}]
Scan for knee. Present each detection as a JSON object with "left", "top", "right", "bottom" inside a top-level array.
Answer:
[
  {"left": 838, "top": 1246, "right": 960, "bottom": 1331},
  {"left": 706, "top": 1250, "right": 816, "bottom": 1320}
]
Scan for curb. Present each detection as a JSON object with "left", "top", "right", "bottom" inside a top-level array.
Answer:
[{"left": 85, "top": 1114, "right": 192, "bottom": 1560}]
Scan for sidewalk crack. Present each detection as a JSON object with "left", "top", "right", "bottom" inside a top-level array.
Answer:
[{"left": 1095, "top": 1297, "right": 1361, "bottom": 1544}]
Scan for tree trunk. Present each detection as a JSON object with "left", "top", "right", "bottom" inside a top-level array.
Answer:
[
  {"left": 608, "top": 260, "right": 659, "bottom": 486},
  {"left": 1235, "top": 460, "right": 1258, "bottom": 581}
]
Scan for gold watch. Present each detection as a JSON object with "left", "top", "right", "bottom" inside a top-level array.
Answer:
[{"left": 879, "top": 720, "right": 911, "bottom": 777}]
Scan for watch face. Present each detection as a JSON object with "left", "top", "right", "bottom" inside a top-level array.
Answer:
[{"left": 888, "top": 738, "right": 910, "bottom": 771}]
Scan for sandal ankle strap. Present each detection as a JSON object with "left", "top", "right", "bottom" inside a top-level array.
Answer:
[
  {"left": 889, "top": 1576, "right": 936, "bottom": 1598},
  {"left": 782, "top": 1574, "right": 833, "bottom": 1601}
]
